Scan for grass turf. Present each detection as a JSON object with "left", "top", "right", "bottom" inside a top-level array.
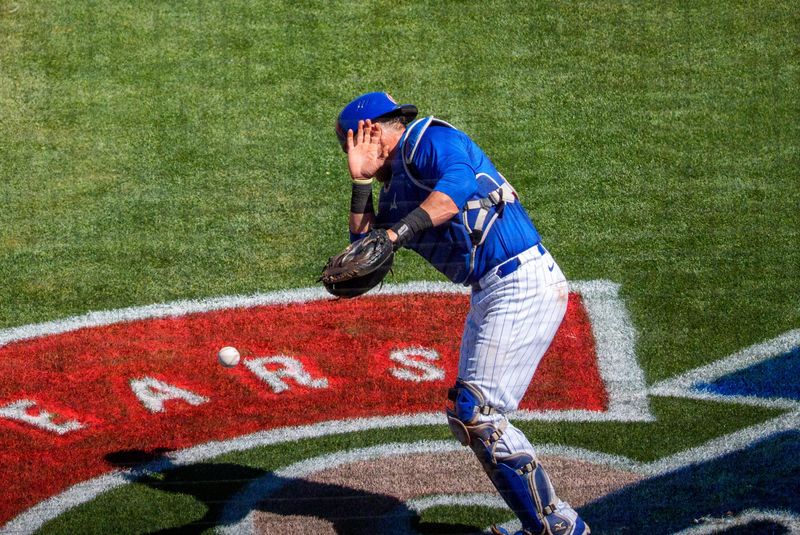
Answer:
[
  {"left": 2, "top": 1, "right": 798, "bottom": 384},
  {"left": 1, "top": 1, "right": 798, "bottom": 531},
  {"left": 36, "top": 396, "right": 785, "bottom": 534}
]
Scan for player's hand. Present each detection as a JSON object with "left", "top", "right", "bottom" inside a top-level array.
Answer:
[{"left": 346, "top": 119, "right": 389, "bottom": 180}]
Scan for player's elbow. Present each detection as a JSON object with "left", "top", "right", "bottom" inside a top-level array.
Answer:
[{"left": 424, "top": 191, "right": 460, "bottom": 226}]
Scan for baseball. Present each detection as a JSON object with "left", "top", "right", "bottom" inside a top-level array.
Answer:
[{"left": 217, "top": 346, "right": 240, "bottom": 367}]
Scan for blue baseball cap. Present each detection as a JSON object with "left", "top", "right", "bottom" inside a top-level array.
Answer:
[{"left": 335, "top": 92, "right": 418, "bottom": 149}]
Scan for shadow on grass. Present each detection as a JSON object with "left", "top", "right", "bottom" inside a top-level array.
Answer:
[
  {"left": 105, "top": 449, "right": 487, "bottom": 534},
  {"left": 578, "top": 431, "right": 800, "bottom": 535}
]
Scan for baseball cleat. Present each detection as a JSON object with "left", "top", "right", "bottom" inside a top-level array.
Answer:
[
  {"left": 490, "top": 516, "right": 591, "bottom": 535},
  {"left": 545, "top": 513, "right": 591, "bottom": 535}
]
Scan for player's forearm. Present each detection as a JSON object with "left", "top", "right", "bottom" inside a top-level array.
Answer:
[
  {"left": 349, "top": 181, "right": 375, "bottom": 237},
  {"left": 419, "top": 191, "right": 459, "bottom": 226},
  {"left": 387, "top": 191, "right": 458, "bottom": 245},
  {"left": 349, "top": 212, "right": 374, "bottom": 235}
]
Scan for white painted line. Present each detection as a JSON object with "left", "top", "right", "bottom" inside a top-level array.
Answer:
[
  {"left": 570, "top": 280, "right": 654, "bottom": 422},
  {"left": 513, "top": 409, "right": 650, "bottom": 422},
  {"left": 641, "top": 409, "right": 800, "bottom": 477},
  {"left": 650, "top": 329, "right": 800, "bottom": 409},
  {"left": 654, "top": 329, "right": 800, "bottom": 390},
  {"left": 647, "top": 391, "right": 797, "bottom": 411},
  {"left": 0, "top": 472, "right": 140, "bottom": 535},
  {"left": 0, "top": 280, "right": 656, "bottom": 533},
  {"left": 0, "top": 287, "right": 334, "bottom": 348},
  {"left": 670, "top": 508, "right": 800, "bottom": 534},
  {"left": 405, "top": 492, "right": 508, "bottom": 514}
]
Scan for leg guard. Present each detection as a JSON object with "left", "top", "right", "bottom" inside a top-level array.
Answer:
[
  {"left": 492, "top": 452, "right": 573, "bottom": 534},
  {"left": 492, "top": 454, "right": 588, "bottom": 534},
  {"left": 446, "top": 380, "right": 590, "bottom": 535},
  {"left": 446, "top": 380, "right": 503, "bottom": 448}
]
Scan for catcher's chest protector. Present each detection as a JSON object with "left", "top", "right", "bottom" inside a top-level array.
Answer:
[{"left": 400, "top": 116, "right": 523, "bottom": 282}]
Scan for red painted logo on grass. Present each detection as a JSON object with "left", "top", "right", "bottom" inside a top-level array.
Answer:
[{"left": 0, "top": 291, "right": 606, "bottom": 524}]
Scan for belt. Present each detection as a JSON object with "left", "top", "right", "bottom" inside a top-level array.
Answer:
[{"left": 471, "top": 243, "right": 546, "bottom": 292}]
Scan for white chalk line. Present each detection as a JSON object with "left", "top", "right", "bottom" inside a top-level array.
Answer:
[
  {"left": 650, "top": 329, "right": 800, "bottom": 411},
  {"left": 0, "top": 280, "right": 654, "bottom": 533},
  {"left": 0, "top": 280, "right": 654, "bottom": 425},
  {"left": 671, "top": 509, "right": 800, "bottom": 534},
  {"left": 5, "top": 400, "right": 798, "bottom": 535},
  {"left": 572, "top": 280, "right": 652, "bottom": 422}
]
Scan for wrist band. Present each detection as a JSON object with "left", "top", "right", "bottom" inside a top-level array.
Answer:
[
  {"left": 390, "top": 206, "right": 433, "bottom": 248},
  {"left": 350, "top": 183, "right": 374, "bottom": 214}
]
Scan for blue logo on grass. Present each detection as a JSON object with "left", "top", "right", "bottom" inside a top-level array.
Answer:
[
  {"left": 696, "top": 346, "right": 800, "bottom": 402},
  {"left": 579, "top": 431, "right": 800, "bottom": 534}
]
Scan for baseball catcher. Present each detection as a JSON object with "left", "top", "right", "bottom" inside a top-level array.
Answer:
[{"left": 327, "top": 92, "right": 590, "bottom": 535}]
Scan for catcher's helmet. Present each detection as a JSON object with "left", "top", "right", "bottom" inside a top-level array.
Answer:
[{"left": 335, "top": 92, "right": 418, "bottom": 150}]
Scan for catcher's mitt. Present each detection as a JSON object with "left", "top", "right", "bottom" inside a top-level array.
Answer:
[{"left": 320, "top": 229, "right": 394, "bottom": 298}]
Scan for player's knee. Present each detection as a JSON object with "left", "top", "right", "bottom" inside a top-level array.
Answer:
[{"left": 445, "top": 380, "right": 505, "bottom": 454}]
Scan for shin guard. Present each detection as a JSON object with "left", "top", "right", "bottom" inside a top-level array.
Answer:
[{"left": 445, "top": 380, "right": 588, "bottom": 535}]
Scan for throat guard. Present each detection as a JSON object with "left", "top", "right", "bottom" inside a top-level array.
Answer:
[{"left": 400, "top": 116, "right": 458, "bottom": 191}]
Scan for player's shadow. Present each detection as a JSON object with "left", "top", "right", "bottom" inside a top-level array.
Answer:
[{"left": 105, "top": 449, "right": 484, "bottom": 534}]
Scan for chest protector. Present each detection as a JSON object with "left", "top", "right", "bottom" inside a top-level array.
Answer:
[{"left": 400, "top": 116, "right": 520, "bottom": 283}]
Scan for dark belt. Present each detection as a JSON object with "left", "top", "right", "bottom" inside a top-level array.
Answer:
[{"left": 471, "top": 243, "right": 545, "bottom": 292}]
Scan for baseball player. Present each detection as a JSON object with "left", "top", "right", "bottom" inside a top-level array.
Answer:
[{"left": 335, "top": 92, "right": 590, "bottom": 535}]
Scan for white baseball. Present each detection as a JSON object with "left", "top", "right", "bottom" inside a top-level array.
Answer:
[{"left": 217, "top": 346, "right": 240, "bottom": 367}]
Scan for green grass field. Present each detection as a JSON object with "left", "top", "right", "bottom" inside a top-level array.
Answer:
[{"left": 1, "top": 1, "right": 799, "bottom": 533}]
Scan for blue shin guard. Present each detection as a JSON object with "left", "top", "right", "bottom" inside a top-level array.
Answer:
[
  {"left": 487, "top": 454, "right": 590, "bottom": 534},
  {"left": 492, "top": 453, "right": 553, "bottom": 533},
  {"left": 446, "top": 380, "right": 589, "bottom": 535}
]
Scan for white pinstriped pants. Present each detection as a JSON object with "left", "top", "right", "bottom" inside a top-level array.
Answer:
[{"left": 459, "top": 244, "right": 569, "bottom": 458}]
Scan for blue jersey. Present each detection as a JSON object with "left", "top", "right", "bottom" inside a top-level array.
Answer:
[{"left": 374, "top": 116, "right": 541, "bottom": 285}]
